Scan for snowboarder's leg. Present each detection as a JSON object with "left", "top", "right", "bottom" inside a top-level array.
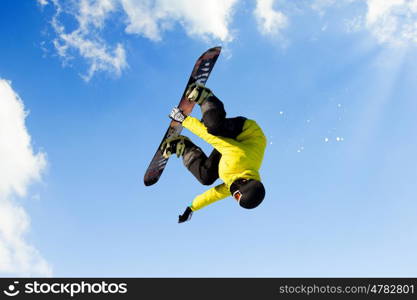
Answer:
[
  {"left": 160, "top": 134, "right": 220, "bottom": 185},
  {"left": 186, "top": 83, "right": 246, "bottom": 138},
  {"left": 183, "top": 145, "right": 221, "bottom": 186},
  {"left": 201, "top": 96, "right": 247, "bottom": 139},
  {"left": 201, "top": 95, "right": 227, "bottom": 135},
  {"left": 186, "top": 83, "right": 226, "bottom": 135}
]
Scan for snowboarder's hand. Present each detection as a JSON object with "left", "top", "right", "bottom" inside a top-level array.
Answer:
[
  {"left": 169, "top": 107, "right": 186, "bottom": 123},
  {"left": 178, "top": 206, "right": 193, "bottom": 223}
]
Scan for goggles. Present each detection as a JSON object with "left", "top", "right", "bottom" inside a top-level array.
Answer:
[
  {"left": 232, "top": 190, "right": 242, "bottom": 202},
  {"left": 231, "top": 178, "right": 250, "bottom": 202}
]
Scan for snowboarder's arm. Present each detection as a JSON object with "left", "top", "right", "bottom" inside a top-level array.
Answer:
[
  {"left": 182, "top": 116, "right": 236, "bottom": 150},
  {"left": 190, "top": 183, "right": 230, "bottom": 211}
]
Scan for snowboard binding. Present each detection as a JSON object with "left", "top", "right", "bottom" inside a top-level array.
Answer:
[
  {"left": 160, "top": 135, "right": 191, "bottom": 159},
  {"left": 186, "top": 82, "right": 213, "bottom": 105}
]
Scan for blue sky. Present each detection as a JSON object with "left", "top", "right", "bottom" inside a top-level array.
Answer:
[{"left": 1, "top": 0, "right": 417, "bottom": 277}]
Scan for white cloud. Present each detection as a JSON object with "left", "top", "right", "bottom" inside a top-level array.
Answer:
[
  {"left": 311, "top": 0, "right": 336, "bottom": 16},
  {"left": 254, "top": 0, "right": 288, "bottom": 36},
  {"left": 43, "top": 0, "right": 417, "bottom": 80},
  {"left": 0, "top": 79, "right": 52, "bottom": 276},
  {"left": 363, "top": 0, "right": 417, "bottom": 46},
  {"left": 46, "top": 0, "right": 237, "bottom": 80},
  {"left": 37, "top": 0, "right": 48, "bottom": 6},
  {"left": 50, "top": 0, "right": 127, "bottom": 81},
  {"left": 279, "top": 0, "right": 417, "bottom": 47},
  {"left": 344, "top": 15, "right": 364, "bottom": 33},
  {"left": 121, "top": 0, "right": 238, "bottom": 42},
  {"left": 311, "top": 0, "right": 417, "bottom": 47}
]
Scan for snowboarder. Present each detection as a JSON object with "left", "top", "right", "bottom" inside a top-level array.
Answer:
[{"left": 162, "top": 83, "right": 267, "bottom": 223}]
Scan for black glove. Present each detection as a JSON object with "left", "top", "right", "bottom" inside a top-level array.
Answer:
[{"left": 178, "top": 206, "right": 193, "bottom": 223}]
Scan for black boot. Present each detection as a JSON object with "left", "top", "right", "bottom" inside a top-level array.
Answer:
[
  {"left": 160, "top": 135, "right": 194, "bottom": 159},
  {"left": 186, "top": 83, "right": 213, "bottom": 105}
]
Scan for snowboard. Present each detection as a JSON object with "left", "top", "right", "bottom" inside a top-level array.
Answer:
[{"left": 144, "top": 46, "right": 222, "bottom": 186}]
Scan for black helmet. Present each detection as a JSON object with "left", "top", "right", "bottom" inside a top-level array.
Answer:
[{"left": 230, "top": 178, "right": 265, "bottom": 209}]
